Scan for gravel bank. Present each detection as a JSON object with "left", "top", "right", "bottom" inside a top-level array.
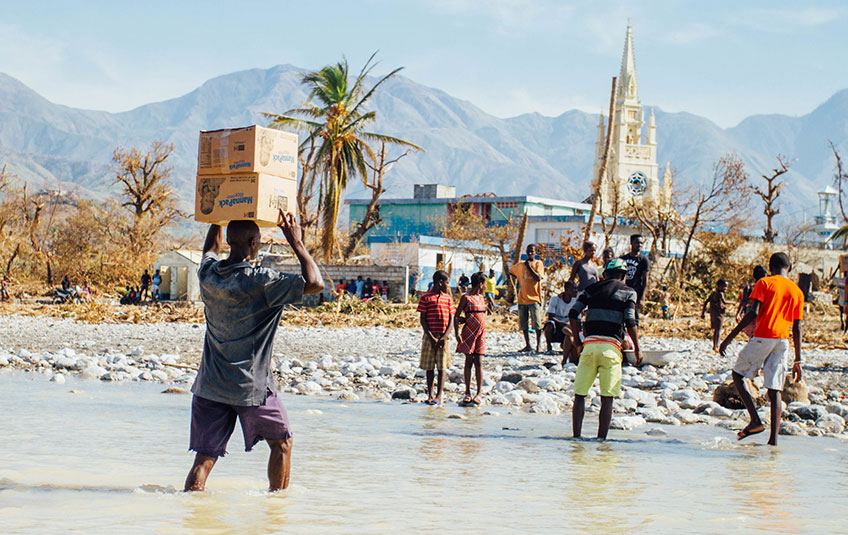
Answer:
[{"left": 2, "top": 314, "right": 847, "bottom": 439}]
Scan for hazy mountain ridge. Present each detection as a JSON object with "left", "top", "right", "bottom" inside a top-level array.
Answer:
[{"left": 0, "top": 66, "right": 846, "bottom": 216}]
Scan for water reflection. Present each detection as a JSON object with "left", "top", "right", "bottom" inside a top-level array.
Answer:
[
  {"left": 566, "top": 441, "right": 634, "bottom": 535},
  {"left": 726, "top": 447, "right": 799, "bottom": 534}
]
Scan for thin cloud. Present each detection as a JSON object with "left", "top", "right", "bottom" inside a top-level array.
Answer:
[
  {"left": 661, "top": 23, "right": 720, "bottom": 45},
  {"left": 732, "top": 7, "right": 842, "bottom": 30}
]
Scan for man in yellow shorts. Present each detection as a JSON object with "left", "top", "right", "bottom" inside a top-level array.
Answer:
[{"left": 568, "top": 259, "right": 642, "bottom": 439}]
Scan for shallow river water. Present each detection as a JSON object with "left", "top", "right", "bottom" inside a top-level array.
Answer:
[{"left": 1, "top": 372, "right": 847, "bottom": 534}]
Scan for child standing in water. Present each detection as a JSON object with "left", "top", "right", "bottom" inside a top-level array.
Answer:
[
  {"left": 417, "top": 270, "right": 455, "bottom": 405},
  {"left": 455, "top": 272, "right": 487, "bottom": 405}
]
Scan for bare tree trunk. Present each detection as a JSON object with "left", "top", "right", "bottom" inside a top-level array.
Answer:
[
  {"left": 583, "top": 76, "right": 617, "bottom": 242},
  {"left": 507, "top": 213, "right": 528, "bottom": 303},
  {"left": 680, "top": 204, "right": 702, "bottom": 275},
  {"left": 6, "top": 244, "right": 20, "bottom": 275}
]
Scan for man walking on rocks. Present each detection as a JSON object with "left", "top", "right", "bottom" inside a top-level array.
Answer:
[
  {"left": 569, "top": 259, "right": 642, "bottom": 440},
  {"left": 184, "top": 211, "right": 323, "bottom": 492},
  {"left": 719, "top": 252, "right": 803, "bottom": 446}
]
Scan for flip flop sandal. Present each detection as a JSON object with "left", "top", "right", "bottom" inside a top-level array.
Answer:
[{"left": 737, "top": 425, "right": 765, "bottom": 441}]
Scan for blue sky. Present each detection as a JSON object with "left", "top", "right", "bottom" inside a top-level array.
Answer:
[{"left": 1, "top": 1, "right": 845, "bottom": 127}]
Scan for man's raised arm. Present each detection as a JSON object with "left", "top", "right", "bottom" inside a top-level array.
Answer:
[
  {"left": 203, "top": 224, "right": 222, "bottom": 255},
  {"left": 278, "top": 211, "right": 324, "bottom": 295}
]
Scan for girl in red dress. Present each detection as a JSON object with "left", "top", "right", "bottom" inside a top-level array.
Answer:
[{"left": 455, "top": 272, "right": 487, "bottom": 405}]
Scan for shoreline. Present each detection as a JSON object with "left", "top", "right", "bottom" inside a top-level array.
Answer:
[{"left": 1, "top": 314, "right": 847, "bottom": 439}]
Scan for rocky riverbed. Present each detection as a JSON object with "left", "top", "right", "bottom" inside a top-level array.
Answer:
[{"left": 2, "top": 315, "right": 847, "bottom": 439}]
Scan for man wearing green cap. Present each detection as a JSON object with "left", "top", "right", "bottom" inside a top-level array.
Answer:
[{"left": 568, "top": 258, "right": 642, "bottom": 439}]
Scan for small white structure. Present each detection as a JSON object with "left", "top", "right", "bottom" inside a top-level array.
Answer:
[
  {"left": 154, "top": 250, "right": 202, "bottom": 302},
  {"left": 369, "top": 235, "right": 501, "bottom": 291},
  {"left": 814, "top": 186, "right": 839, "bottom": 247}
]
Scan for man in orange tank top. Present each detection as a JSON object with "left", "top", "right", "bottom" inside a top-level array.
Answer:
[{"left": 719, "top": 252, "right": 804, "bottom": 446}]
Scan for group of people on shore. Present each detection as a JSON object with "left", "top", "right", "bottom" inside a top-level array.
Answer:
[
  {"left": 184, "top": 216, "right": 806, "bottom": 493},
  {"left": 120, "top": 269, "right": 162, "bottom": 305},
  {"left": 335, "top": 276, "right": 389, "bottom": 301}
]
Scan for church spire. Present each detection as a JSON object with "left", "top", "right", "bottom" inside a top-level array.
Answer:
[{"left": 618, "top": 19, "right": 638, "bottom": 102}]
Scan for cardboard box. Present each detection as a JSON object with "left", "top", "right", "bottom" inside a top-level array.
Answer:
[
  {"left": 195, "top": 173, "right": 298, "bottom": 227},
  {"left": 197, "top": 125, "right": 298, "bottom": 179}
]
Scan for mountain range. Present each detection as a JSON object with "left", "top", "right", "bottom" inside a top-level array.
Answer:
[{"left": 1, "top": 65, "right": 847, "bottom": 224}]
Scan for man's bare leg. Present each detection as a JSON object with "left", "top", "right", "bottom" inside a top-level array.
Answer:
[
  {"left": 425, "top": 370, "right": 435, "bottom": 402},
  {"left": 535, "top": 330, "right": 542, "bottom": 353},
  {"left": 473, "top": 355, "right": 483, "bottom": 399},
  {"left": 767, "top": 389, "right": 781, "bottom": 446},
  {"left": 712, "top": 324, "right": 721, "bottom": 352},
  {"left": 184, "top": 453, "right": 217, "bottom": 491},
  {"left": 732, "top": 371, "right": 764, "bottom": 438},
  {"left": 543, "top": 323, "right": 555, "bottom": 353},
  {"left": 598, "top": 396, "right": 613, "bottom": 440},
  {"left": 435, "top": 369, "right": 446, "bottom": 404},
  {"left": 572, "top": 394, "right": 585, "bottom": 438},
  {"left": 267, "top": 438, "right": 293, "bottom": 491},
  {"left": 520, "top": 329, "right": 532, "bottom": 352}
]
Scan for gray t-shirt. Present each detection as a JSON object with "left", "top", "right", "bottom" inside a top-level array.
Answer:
[
  {"left": 575, "top": 260, "right": 599, "bottom": 291},
  {"left": 191, "top": 252, "right": 305, "bottom": 406}
]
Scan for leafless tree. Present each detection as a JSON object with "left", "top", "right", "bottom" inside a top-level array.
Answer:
[
  {"left": 343, "top": 141, "right": 414, "bottom": 260},
  {"left": 752, "top": 155, "right": 791, "bottom": 243},
  {"left": 112, "top": 141, "right": 183, "bottom": 256},
  {"left": 830, "top": 140, "right": 848, "bottom": 224},
  {"left": 678, "top": 154, "right": 750, "bottom": 275}
]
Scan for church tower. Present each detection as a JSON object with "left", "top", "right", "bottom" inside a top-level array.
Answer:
[{"left": 591, "top": 21, "right": 660, "bottom": 214}]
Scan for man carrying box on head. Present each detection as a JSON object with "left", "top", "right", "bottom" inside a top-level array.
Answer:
[{"left": 184, "top": 210, "right": 324, "bottom": 492}]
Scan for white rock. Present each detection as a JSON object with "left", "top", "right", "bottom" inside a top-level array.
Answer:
[
  {"left": 494, "top": 381, "right": 515, "bottom": 394},
  {"left": 710, "top": 406, "right": 734, "bottom": 418},
  {"left": 610, "top": 415, "right": 646, "bottom": 430},
  {"left": 150, "top": 370, "right": 169, "bottom": 382},
  {"left": 623, "top": 388, "right": 658, "bottom": 407},
  {"left": 378, "top": 379, "right": 396, "bottom": 390},
  {"left": 504, "top": 391, "right": 525, "bottom": 405},
  {"left": 50, "top": 373, "right": 65, "bottom": 384},
  {"left": 614, "top": 398, "right": 638, "bottom": 412},
  {"left": 529, "top": 396, "right": 561, "bottom": 415},
  {"left": 826, "top": 402, "right": 848, "bottom": 418},
  {"left": 638, "top": 407, "right": 666, "bottom": 422},
  {"left": 297, "top": 381, "right": 322, "bottom": 395},
  {"left": 489, "top": 394, "right": 509, "bottom": 406},
  {"left": 337, "top": 390, "right": 360, "bottom": 401},
  {"left": 79, "top": 365, "right": 108, "bottom": 379},
  {"left": 817, "top": 413, "right": 845, "bottom": 434}
]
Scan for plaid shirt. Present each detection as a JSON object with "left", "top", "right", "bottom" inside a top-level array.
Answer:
[{"left": 417, "top": 291, "right": 455, "bottom": 334}]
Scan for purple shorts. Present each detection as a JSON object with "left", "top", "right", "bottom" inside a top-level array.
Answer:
[{"left": 189, "top": 389, "right": 292, "bottom": 458}]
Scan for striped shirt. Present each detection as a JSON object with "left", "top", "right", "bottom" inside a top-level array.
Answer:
[
  {"left": 568, "top": 278, "right": 637, "bottom": 342},
  {"left": 417, "top": 291, "right": 455, "bottom": 334}
]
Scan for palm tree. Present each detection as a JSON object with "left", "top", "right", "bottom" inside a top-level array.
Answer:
[
  {"left": 828, "top": 224, "right": 848, "bottom": 246},
  {"left": 265, "top": 53, "right": 421, "bottom": 262}
]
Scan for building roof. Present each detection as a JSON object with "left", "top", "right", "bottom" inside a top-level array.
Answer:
[
  {"left": 368, "top": 234, "right": 496, "bottom": 252},
  {"left": 347, "top": 194, "right": 590, "bottom": 211}
]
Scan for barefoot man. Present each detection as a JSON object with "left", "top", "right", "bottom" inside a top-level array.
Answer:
[
  {"left": 184, "top": 212, "right": 323, "bottom": 491},
  {"left": 719, "top": 252, "right": 803, "bottom": 446},
  {"left": 509, "top": 244, "right": 544, "bottom": 352}
]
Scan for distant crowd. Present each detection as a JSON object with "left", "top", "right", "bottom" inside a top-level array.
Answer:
[{"left": 334, "top": 276, "right": 390, "bottom": 301}]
